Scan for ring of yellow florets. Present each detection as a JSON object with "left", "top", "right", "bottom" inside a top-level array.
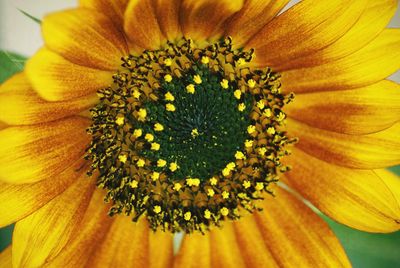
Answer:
[{"left": 86, "top": 37, "right": 295, "bottom": 233}]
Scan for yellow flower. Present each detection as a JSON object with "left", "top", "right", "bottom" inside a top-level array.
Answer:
[{"left": 1, "top": 1, "right": 400, "bottom": 267}]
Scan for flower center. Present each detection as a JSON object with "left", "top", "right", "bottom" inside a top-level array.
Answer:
[{"left": 85, "top": 37, "right": 295, "bottom": 233}]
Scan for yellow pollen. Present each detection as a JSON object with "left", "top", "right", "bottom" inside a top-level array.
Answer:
[
  {"left": 115, "top": 116, "right": 125, "bottom": 126},
  {"left": 201, "top": 56, "right": 210, "bottom": 64},
  {"left": 186, "top": 84, "right": 195, "bottom": 94},
  {"left": 129, "top": 180, "right": 138, "bottom": 188},
  {"left": 220, "top": 79, "right": 229, "bottom": 89},
  {"left": 157, "top": 159, "right": 167, "bottom": 167},
  {"left": 133, "top": 129, "right": 143, "bottom": 138},
  {"left": 220, "top": 207, "right": 229, "bottom": 216},
  {"left": 166, "top": 103, "right": 176, "bottom": 112},
  {"left": 151, "top": 142, "right": 161, "bottom": 151},
  {"left": 191, "top": 128, "right": 199, "bottom": 138},
  {"left": 263, "top": 109, "right": 272, "bottom": 118},
  {"left": 151, "top": 172, "right": 160, "bottom": 181},
  {"left": 132, "top": 89, "right": 141, "bottom": 99},
  {"left": 204, "top": 209, "right": 212, "bottom": 219},
  {"left": 237, "top": 58, "right": 245, "bottom": 66},
  {"left": 247, "top": 125, "right": 256, "bottom": 134},
  {"left": 235, "top": 151, "right": 246, "bottom": 160},
  {"left": 169, "top": 162, "right": 179, "bottom": 172},
  {"left": 245, "top": 140, "right": 254, "bottom": 148},
  {"left": 238, "top": 103, "right": 246, "bottom": 112},
  {"left": 173, "top": 183, "right": 182, "bottom": 191},
  {"left": 164, "top": 58, "right": 173, "bottom": 66},
  {"left": 145, "top": 133, "right": 154, "bottom": 142},
  {"left": 247, "top": 79, "right": 256, "bottom": 88},
  {"left": 153, "top": 206, "right": 162, "bottom": 214},
  {"left": 267, "top": 127, "right": 276, "bottom": 135},
  {"left": 186, "top": 178, "right": 200, "bottom": 187},
  {"left": 138, "top": 108, "right": 147, "bottom": 121},
  {"left": 258, "top": 147, "right": 267, "bottom": 156},
  {"left": 222, "top": 191, "right": 229, "bottom": 199},
  {"left": 207, "top": 189, "right": 215, "bottom": 197},
  {"left": 210, "top": 177, "right": 218, "bottom": 185},
  {"left": 255, "top": 182, "right": 264, "bottom": 191},
  {"left": 277, "top": 112, "right": 285, "bottom": 121},
  {"left": 193, "top": 75, "right": 202, "bottom": 84},
  {"left": 164, "top": 74, "right": 173, "bottom": 82},
  {"left": 243, "top": 180, "right": 251, "bottom": 189},
  {"left": 226, "top": 162, "right": 236, "bottom": 170},
  {"left": 164, "top": 91, "right": 175, "bottom": 101},
  {"left": 256, "top": 100, "right": 265, "bottom": 110},
  {"left": 137, "top": 158, "right": 145, "bottom": 167},
  {"left": 234, "top": 89, "right": 242, "bottom": 99},
  {"left": 154, "top": 123, "right": 164, "bottom": 131},
  {"left": 184, "top": 211, "right": 192, "bottom": 221},
  {"left": 118, "top": 154, "right": 127, "bottom": 163},
  {"left": 222, "top": 168, "right": 230, "bottom": 177}
]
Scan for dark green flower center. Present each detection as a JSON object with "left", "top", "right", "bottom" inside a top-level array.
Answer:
[{"left": 85, "top": 37, "right": 295, "bottom": 233}]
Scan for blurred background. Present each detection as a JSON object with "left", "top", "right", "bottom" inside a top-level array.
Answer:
[{"left": 0, "top": 1, "right": 399, "bottom": 267}]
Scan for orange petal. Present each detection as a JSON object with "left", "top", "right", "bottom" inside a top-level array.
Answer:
[
  {"left": 281, "top": 29, "right": 400, "bottom": 93},
  {"left": 180, "top": 0, "right": 244, "bottom": 41},
  {"left": 26, "top": 48, "right": 113, "bottom": 102},
  {"left": 0, "top": 117, "right": 90, "bottom": 184},
  {"left": 0, "top": 73, "right": 96, "bottom": 125},
  {"left": 0, "top": 246, "right": 12, "bottom": 268},
  {"left": 247, "top": 0, "right": 366, "bottom": 68},
  {"left": 174, "top": 233, "right": 211, "bottom": 268},
  {"left": 286, "top": 80, "right": 400, "bottom": 135},
  {"left": 12, "top": 178, "right": 95, "bottom": 268},
  {"left": 43, "top": 190, "right": 114, "bottom": 267},
  {"left": 0, "top": 159, "right": 86, "bottom": 228},
  {"left": 278, "top": 0, "right": 398, "bottom": 70},
  {"left": 79, "top": 0, "right": 130, "bottom": 29},
  {"left": 154, "top": 0, "right": 182, "bottom": 41},
  {"left": 225, "top": 0, "right": 290, "bottom": 46},
  {"left": 124, "top": 0, "right": 165, "bottom": 50},
  {"left": 254, "top": 187, "right": 351, "bottom": 267},
  {"left": 42, "top": 8, "right": 128, "bottom": 71},
  {"left": 284, "top": 148, "right": 400, "bottom": 233},
  {"left": 287, "top": 118, "right": 400, "bottom": 169}
]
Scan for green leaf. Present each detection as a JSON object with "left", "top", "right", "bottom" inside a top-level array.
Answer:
[
  {"left": 0, "top": 51, "right": 27, "bottom": 83},
  {"left": 18, "top": 9, "right": 42, "bottom": 24}
]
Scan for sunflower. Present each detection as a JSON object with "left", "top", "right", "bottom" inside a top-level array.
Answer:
[{"left": 1, "top": 0, "right": 400, "bottom": 267}]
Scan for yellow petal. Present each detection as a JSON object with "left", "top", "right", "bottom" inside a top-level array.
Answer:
[
  {"left": 284, "top": 148, "right": 400, "bottom": 233},
  {"left": 174, "top": 233, "right": 211, "bottom": 268},
  {"left": 26, "top": 48, "right": 113, "bottom": 102},
  {"left": 12, "top": 178, "right": 95, "bottom": 268},
  {"left": 43, "top": 190, "right": 114, "bottom": 267},
  {"left": 0, "top": 117, "right": 90, "bottom": 184},
  {"left": 0, "top": 73, "right": 96, "bottom": 125},
  {"left": 124, "top": 0, "right": 165, "bottom": 50},
  {"left": 281, "top": 29, "right": 400, "bottom": 93},
  {"left": 225, "top": 0, "right": 290, "bottom": 46},
  {"left": 0, "top": 246, "right": 12, "bottom": 268},
  {"left": 149, "top": 230, "right": 174, "bottom": 268},
  {"left": 0, "top": 159, "right": 85, "bottom": 228},
  {"left": 278, "top": 0, "right": 398, "bottom": 70},
  {"left": 180, "top": 0, "right": 244, "bottom": 41},
  {"left": 154, "top": 0, "right": 182, "bottom": 40},
  {"left": 286, "top": 80, "right": 400, "bottom": 135},
  {"left": 42, "top": 8, "right": 128, "bottom": 70},
  {"left": 79, "top": 0, "right": 129, "bottom": 29},
  {"left": 254, "top": 187, "right": 351, "bottom": 267},
  {"left": 247, "top": 0, "right": 366, "bottom": 68},
  {"left": 287, "top": 118, "right": 400, "bottom": 169}
]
